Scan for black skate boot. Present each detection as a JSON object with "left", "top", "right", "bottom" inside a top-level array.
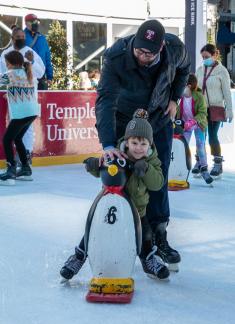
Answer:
[
  {"left": 140, "top": 246, "right": 170, "bottom": 280},
  {"left": 16, "top": 164, "right": 33, "bottom": 181},
  {"left": 0, "top": 162, "right": 16, "bottom": 186},
  {"left": 192, "top": 155, "right": 201, "bottom": 178},
  {"left": 60, "top": 247, "right": 86, "bottom": 282},
  {"left": 155, "top": 222, "right": 181, "bottom": 272},
  {"left": 210, "top": 156, "right": 223, "bottom": 179},
  {"left": 200, "top": 166, "right": 214, "bottom": 185}
]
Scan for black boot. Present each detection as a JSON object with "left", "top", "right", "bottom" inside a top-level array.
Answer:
[
  {"left": 192, "top": 155, "right": 201, "bottom": 177},
  {"left": 200, "top": 166, "right": 214, "bottom": 185},
  {"left": 60, "top": 247, "right": 86, "bottom": 281},
  {"left": 0, "top": 162, "right": 16, "bottom": 185},
  {"left": 210, "top": 156, "right": 223, "bottom": 178},
  {"left": 155, "top": 222, "right": 181, "bottom": 272},
  {"left": 16, "top": 164, "right": 33, "bottom": 180}
]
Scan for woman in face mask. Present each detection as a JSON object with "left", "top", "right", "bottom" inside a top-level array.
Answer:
[
  {"left": 0, "top": 26, "right": 45, "bottom": 167},
  {"left": 195, "top": 44, "right": 233, "bottom": 179}
]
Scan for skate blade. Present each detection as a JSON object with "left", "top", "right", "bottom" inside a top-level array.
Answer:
[
  {"left": 211, "top": 175, "right": 222, "bottom": 180},
  {"left": 193, "top": 174, "right": 201, "bottom": 179},
  {"left": 147, "top": 274, "right": 170, "bottom": 281},
  {"left": 60, "top": 277, "right": 69, "bottom": 284},
  {"left": 0, "top": 179, "right": 15, "bottom": 186},
  {"left": 86, "top": 291, "right": 134, "bottom": 303},
  {"left": 16, "top": 175, "right": 33, "bottom": 181},
  {"left": 168, "top": 263, "right": 179, "bottom": 272}
]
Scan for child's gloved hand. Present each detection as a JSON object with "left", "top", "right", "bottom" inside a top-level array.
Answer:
[
  {"left": 134, "top": 159, "right": 148, "bottom": 177},
  {"left": 83, "top": 157, "right": 100, "bottom": 172},
  {"left": 184, "top": 119, "right": 197, "bottom": 131}
]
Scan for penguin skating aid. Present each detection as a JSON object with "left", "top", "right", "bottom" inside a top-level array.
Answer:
[{"left": 84, "top": 158, "right": 142, "bottom": 303}]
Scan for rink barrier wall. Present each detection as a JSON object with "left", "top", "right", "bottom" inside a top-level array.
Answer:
[
  {"left": 1, "top": 90, "right": 235, "bottom": 168},
  {"left": 0, "top": 91, "right": 102, "bottom": 168}
]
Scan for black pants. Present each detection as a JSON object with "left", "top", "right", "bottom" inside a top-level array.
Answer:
[
  {"left": 207, "top": 119, "right": 221, "bottom": 156},
  {"left": 3, "top": 116, "right": 37, "bottom": 166}
]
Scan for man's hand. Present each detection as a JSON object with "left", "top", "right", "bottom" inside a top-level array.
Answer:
[
  {"left": 25, "top": 50, "right": 34, "bottom": 62},
  {"left": 103, "top": 148, "right": 128, "bottom": 162},
  {"left": 164, "top": 100, "right": 177, "bottom": 120}
]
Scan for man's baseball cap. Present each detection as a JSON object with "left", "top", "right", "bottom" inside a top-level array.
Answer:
[
  {"left": 25, "top": 14, "right": 40, "bottom": 22},
  {"left": 133, "top": 19, "right": 165, "bottom": 53}
]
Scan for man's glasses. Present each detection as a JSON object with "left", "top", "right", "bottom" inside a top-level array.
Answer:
[
  {"left": 28, "top": 20, "right": 40, "bottom": 25},
  {"left": 134, "top": 48, "right": 158, "bottom": 58}
]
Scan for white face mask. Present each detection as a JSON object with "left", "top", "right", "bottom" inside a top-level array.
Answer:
[{"left": 183, "top": 86, "right": 191, "bottom": 97}]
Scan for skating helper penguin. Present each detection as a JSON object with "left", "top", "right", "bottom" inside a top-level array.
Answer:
[{"left": 84, "top": 157, "right": 142, "bottom": 303}]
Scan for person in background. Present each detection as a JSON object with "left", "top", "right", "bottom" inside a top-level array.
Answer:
[
  {"left": 88, "top": 69, "right": 101, "bottom": 89},
  {"left": 176, "top": 73, "right": 213, "bottom": 185},
  {"left": 196, "top": 44, "right": 233, "bottom": 178},
  {"left": 24, "top": 13, "right": 53, "bottom": 90},
  {"left": 94, "top": 19, "right": 190, "bottom": 271},
  {"left": 0, "top": 26, "right": 45, "bottom": 165},
  {"left": 78, "top": 71, "right": 92, "bottom": 90},
  {"left": 0, "top": 51, "right": 39, "bottom": 184}
]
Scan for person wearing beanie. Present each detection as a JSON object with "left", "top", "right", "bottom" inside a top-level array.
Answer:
[
  {"left": 24, "top": 13, "right": 53, "bottom": 90},
  {"left": 95, "top": 19, "right": 190, "bottom": 272},
  {"left": 60, "top": 109, "right": 171, "bottom": 281}
]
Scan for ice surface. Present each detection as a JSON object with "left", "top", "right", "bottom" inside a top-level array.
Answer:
[{"left": 0, "top": 146, "right": 235, "bottom": 324}]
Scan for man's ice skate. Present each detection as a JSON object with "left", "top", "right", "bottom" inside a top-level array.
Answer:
[
  {"left": 200, "top": 166, "right": 214, "bottom": 186},
  {"left": 60, "top": 247, "right": 86, "bottom": 282},
  {"left": 210, "top": 156, "right": 223, "bottom": 179},
  {"left": 0, "top": 162, "right": 16, "bottom": 186},
  {"left": 155, "top": 222, "right": 181, "bottom": 272},
  {"left": 16, "top": 164, "right": 33, "bottom": 181},
  {"left": 140, "top": 246, "right": 170, "bottom": 280}
]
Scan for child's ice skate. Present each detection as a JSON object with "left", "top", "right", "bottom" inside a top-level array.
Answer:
[
  {"left": 60, "top": 247, "right": 86, "bottom": 283},
  {"left": 192, "top": 160, "right": 201, "bottom": 178},
  {"left": 0, "top": 163, "right": 16, "bottom": 186},
  {"left": 140, "top": 246, "right": 170, "bottom": 280}
]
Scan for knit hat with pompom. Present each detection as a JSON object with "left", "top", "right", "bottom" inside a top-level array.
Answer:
[{"left": 124, "top": 109, "right": 153, "bottom": 144}]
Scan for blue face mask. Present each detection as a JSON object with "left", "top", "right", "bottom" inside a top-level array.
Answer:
[{"left": 203, "top": 57, "right": 214, "bottom": 67}]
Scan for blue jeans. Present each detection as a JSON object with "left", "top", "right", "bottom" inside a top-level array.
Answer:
[
  {"left": 184, "top": 127, "right": 207, "bottom": 167},
  {"left": 146, "top": 121, "right": 173, "bottom": 229}
]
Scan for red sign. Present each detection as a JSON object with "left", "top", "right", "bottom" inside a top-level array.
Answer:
[{"left": 0, "top": 91, "right": 102, "bottom": 160}]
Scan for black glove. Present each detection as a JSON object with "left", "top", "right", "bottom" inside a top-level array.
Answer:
[
  {"left": 133, "top": 159, "right": 148, "bottom": 178},
  {"left": 83, "top": 157, "right": 100, "bottom": 172}
]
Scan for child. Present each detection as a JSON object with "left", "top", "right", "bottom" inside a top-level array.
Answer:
[
  {"left": 0, "top": 51, "right": 39, "bottom": 185},
  {"left": 60, "top": 109, "right": 170, "bottom": 281},
  {"left": 176, "top": 73, "right": 213, "bottom": 184}
]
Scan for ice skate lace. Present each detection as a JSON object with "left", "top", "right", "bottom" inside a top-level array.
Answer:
[
  {"left": 65, "top": 254, "right": 85, "bottom": 274},
  {"left": 146, "top": 246, "right": 165, "bottom": 274}
]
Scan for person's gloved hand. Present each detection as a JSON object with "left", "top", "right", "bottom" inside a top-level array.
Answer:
[
  {"left": 83, "top": 157, "right": 100, "bottom": 172},
  {"left": 226, "top": 108, "right": 233, "bottom": 123},
  {"left": 184, "top": 119, "right": 197, "bottom": 131},
  {"left": 133, "top": 159, "right": 148, "bottom": 178}
]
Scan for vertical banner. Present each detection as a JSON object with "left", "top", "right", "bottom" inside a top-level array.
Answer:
[{"left": 185, "top": 0, "right": 207, "bottom": 72}]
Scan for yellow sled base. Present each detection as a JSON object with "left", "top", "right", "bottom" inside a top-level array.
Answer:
[
  {"left": 168, "top": 179, "right": 190, "bottom": 191},
  {"left": 86, "top": 277, "right": 134, "bottom": 303}
]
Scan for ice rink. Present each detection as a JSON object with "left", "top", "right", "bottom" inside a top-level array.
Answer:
[{"left": 0, "top": 144, "right": 235, "bottom": 324}]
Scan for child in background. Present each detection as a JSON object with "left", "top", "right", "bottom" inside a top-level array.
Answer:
[
  {"left": 60, "top": 109, "right": 170, "bottom": 281},
  {"left": 0, "top": 51, "right": 39, "bottom": 185},
  {"left": 176, "top": 73, "right": 213, "bottom": 184}
]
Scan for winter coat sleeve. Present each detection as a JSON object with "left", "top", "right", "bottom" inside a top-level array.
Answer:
[
  {"left": 141, "top": 153, "right": 164, "bottom": 191},
  {"left": 220, "top": 66, "right": 233, "bottom": 112},
  {"left": 170, "top": 46, "right": 191, "bottom": 102},
  {"left": 95, "top": 55, "right": 121, "bottom": 148},
  {"left": 31, "top": 49, "right": 45, "bottom": 79},
  {"left": 44, "top": 39, "right": 53, "bottom": 80},
  {"left": 194, "top": 92, "right": 207, "bottom": 130}
]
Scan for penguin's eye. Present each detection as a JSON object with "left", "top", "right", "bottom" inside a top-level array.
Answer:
[{"left": 117, "top": 158, "right": 126, "bottom": 168}]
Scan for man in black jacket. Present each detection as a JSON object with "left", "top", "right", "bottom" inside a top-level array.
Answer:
[{"left": 95, "top": 19, "right": 190, "bottom": 272}]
